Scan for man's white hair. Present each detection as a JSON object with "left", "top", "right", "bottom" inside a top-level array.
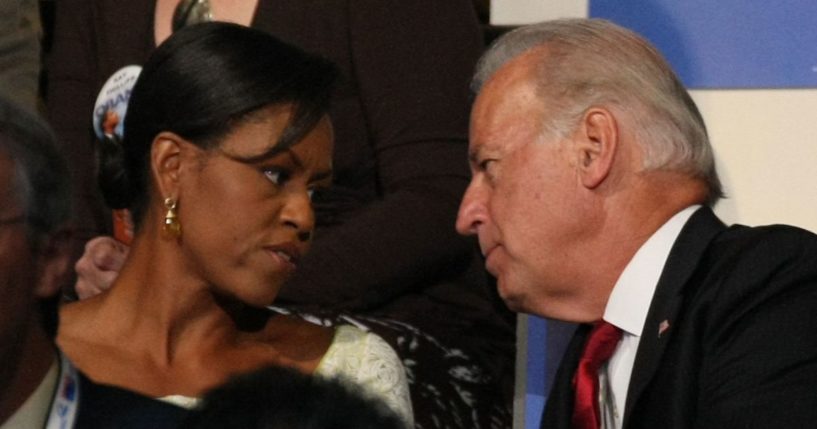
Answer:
[{"left": 473, "top": 18, "right": 722, "bottom": 205}]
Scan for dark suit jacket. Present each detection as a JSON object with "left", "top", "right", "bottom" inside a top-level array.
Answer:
[
  {"left": 74, "top": 371, "right": 186, "bottom": 428},
  {"left": 541, "top": 207, "right": 817, "bottom": 428}
]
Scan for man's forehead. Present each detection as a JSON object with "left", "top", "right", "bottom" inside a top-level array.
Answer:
[
  {"left": 470, "top": 64, "right": 543, "bottom": 155},
  {"left": 474, "top": 49, "right": 544, "bottom": 119}
]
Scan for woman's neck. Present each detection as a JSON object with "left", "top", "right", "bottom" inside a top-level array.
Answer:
[
  {"left": 57, "top": 235, "right": 254, "bottom": 392},
  {"left": 90, "top": 234, "right": 254, "bottom": 359},
  {"left": 57, "top": 231, "right": 332, "bottom": 397}
]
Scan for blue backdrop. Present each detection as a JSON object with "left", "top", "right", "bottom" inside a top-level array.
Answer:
[{"left": 590, "top": 0, "right": 817, "bottom": 88}]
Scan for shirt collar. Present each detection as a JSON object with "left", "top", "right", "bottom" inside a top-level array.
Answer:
[
  {"left": 0, "top": 357, "right": 59, "bottom": 429},
  {"left": 604, "top": 205, "right": 701, "bottom": 336}
]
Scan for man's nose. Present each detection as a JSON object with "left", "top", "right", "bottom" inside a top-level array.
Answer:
[{"left": 456, "top": 181, "right": 487, "bottom": 236}]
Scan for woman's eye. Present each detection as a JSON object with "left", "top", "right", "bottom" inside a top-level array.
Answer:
[
  {"left": 307, "top": 187, "right": 328, "bottom": 202},
  {"left": 263, "top": 169, "right": 289, "bottom": 185}
]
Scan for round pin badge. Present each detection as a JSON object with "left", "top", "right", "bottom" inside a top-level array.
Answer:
[{"left": 92, "top": 65, "right": 142, "bottom": 141}]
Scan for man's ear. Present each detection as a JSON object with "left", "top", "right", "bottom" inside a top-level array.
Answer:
[
  {"left": 574, "top": 107, "right": 618, "bottom": 189},
  {"left": 34, "top": 229, "right": 74, "bottom": 299},
  {"left": 150, "top": 131, "right": 186, "bottom": 199}
]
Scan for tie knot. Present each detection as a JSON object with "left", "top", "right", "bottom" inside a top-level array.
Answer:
[{"left": 580, "top": 321, "right": 622, "bottom": 368}]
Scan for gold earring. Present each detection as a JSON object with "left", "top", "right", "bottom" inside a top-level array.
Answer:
[{"left": 163, "top": 197, "right": 182, "bottom": 238}]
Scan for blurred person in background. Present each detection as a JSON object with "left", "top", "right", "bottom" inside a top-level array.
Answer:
[
  {"left": 0, "top": 95, "right": 185, "bottom": 429},
  {"left": 0, "top": 0, "right": 41, "bottom": 112}
]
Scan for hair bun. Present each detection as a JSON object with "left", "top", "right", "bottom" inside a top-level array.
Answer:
[{"left": 97, "top": 131, "right": 132, "bottom": 209}]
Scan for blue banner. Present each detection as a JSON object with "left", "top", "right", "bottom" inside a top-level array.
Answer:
[{"left": 590, "top": 0, "right": 817, "bottom": 88}]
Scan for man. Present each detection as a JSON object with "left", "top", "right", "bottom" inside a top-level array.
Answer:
[
  {"left": 0, "top": 96, "right": 185, "bottom": 428},
  {"left": 456, "top": 18, "right": 817, "bottom": 429}
]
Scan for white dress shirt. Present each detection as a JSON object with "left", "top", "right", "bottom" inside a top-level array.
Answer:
[{"left": 599, "top": 205, "right": 700, "bottom": 429}]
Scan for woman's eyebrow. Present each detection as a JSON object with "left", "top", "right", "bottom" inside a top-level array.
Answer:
[
  {"left": 219, "top": 143, "right": 288, "bottom": 164},
  {"left": 287, "top": 151, "right": 333, "bottom": 182},
  {"left": 311, "top": 169, "right": 333, "bottom": 182}
]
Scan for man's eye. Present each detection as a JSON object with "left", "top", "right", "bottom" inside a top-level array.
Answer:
[
  {"left": 476, "top": 159, "right": 501, "bottom": 185},
  {"left": 479, "top": 159, "right": 498, "bottom": 177}
]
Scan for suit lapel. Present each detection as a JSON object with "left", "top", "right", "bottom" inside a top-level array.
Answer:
[{"left": 622, "top": 207, "right": 725, "bottom": 425}]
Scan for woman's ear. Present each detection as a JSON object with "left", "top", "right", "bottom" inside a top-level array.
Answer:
[
  {"left": 151, "top": 131, "right": 185, "bottom": 199},
  {"left": 573, "top": 107, "right": 619, "bottom": 189}
]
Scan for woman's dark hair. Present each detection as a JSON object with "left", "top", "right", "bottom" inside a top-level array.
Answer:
[{"left": 99, "top": 22, "right": 338, "bottom": 226}]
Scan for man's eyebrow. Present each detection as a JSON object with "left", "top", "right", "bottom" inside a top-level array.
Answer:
[{"left": 468, "top": 148, "right": 481, "bottom": 165}]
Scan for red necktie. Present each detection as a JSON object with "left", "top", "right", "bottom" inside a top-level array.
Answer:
[{"left": 572, "top": 321, "right": 623, "bottom": 429}]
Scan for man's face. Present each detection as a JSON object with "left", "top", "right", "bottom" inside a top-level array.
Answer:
[
  {"left": 456, "top": 60, "right": 590, "bottom": 316},
  {"left": 0, "top": 152, "right": 39, "bottom": 384}
]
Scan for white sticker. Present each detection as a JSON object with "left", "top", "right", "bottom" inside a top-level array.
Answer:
[{"left": 92, "top": 65, "right": 142, "bottom": 141}]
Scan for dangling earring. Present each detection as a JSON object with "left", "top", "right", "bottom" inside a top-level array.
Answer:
[{"left": 163, "top": 197, "right": 182, "bottom": 238}]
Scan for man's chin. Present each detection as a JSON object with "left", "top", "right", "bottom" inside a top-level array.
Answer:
[
  {"left": 502, "top": 298, "right": 525, "bottom": 314},
  {"left": 497, "top": 278, "right": 526, "bottom": 313}
]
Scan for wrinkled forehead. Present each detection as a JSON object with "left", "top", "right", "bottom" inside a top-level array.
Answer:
[{"left": 470, "top": 58, "right": 545, "bottom": 151}]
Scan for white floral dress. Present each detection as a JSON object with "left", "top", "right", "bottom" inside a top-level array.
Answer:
[
  {"left": 316, "top": 324, "right": 413, "bottom": 425},
  {"left": 161, "top": 324, "right": 413, "bottom": 427}
]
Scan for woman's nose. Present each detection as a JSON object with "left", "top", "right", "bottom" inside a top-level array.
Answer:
[{"left": 280, "top": 191, "right": 315, "bottom": 242}]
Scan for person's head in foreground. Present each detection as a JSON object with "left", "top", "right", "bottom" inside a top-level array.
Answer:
[{"left": 181, "top": 365, "right": 404, "bottom": 429}]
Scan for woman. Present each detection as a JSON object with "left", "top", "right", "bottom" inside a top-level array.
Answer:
[
  {"left": 56, "top": 22, "right": 412, "bottom": 426},
  {"left": 48, "top": 0, "right": 515, "bottom": 426}
]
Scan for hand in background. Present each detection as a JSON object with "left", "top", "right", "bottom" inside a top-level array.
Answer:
[{"left": 74, "top": 236, "right": 129, "bottom": 299}]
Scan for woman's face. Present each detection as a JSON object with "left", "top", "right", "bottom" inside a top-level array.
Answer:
[{"left": 176, "top": 106, "right": 333, "bottom": 306}]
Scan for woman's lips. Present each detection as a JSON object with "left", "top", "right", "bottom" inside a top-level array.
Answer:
[{"left": 264, "top": 242, "right": 302, "bottom": 271}]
